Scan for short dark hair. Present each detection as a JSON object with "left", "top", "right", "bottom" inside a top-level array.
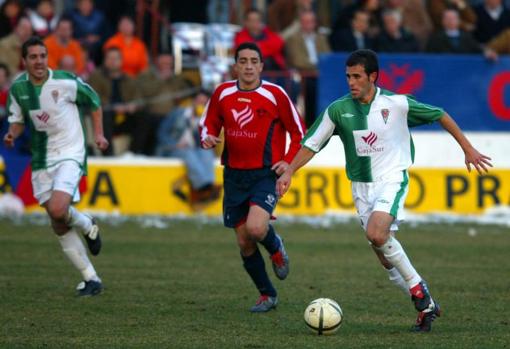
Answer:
[
  {"left": 234, "top": 42, "right": 263, "bottom": 62},
  {"left": 346, "top": 49, "right": 379, "bottom": 82},
  {"left": 21, "top": 36, "right": 47, "bottom": 59},
  {"left": 57, "top": 15, "right": 73, "bottom": 27},
  {"left": 244, "top": 7, "right": 262, "bottom": 19}
]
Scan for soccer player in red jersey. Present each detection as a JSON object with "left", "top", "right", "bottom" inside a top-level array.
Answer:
[{"left": 200, "top": 42, "right": 305, "bottom": 312}]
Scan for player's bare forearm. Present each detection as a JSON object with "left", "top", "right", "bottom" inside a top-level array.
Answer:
[
  {"left": 438, "top": 113, "right": 493, "bottom": 173},
  {"left": 276, "top": 147, "right": 315, "bottom": 197},
  {"left": 90, "top": 108, "right": 109, "bottom": 151},
  {"left": 438, "top": 113, "right": 472, "bottom": 152},
  {"left": 288, "top": 147, "right": 316, "bottom": 174},
  {"left": 3, "top": 123, "right": 25, "bottom": 147}
]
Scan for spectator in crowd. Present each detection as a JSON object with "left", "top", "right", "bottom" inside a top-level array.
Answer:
[
  {"left": 0, "top": 0, "right": 25, "bottom": 39},
  {"left": 44, "top": 17, "right": 85, "bottom": 75},
  {"left": 332, "top": 0, "right": 382, "bottom": 39},
  {"left": 473, "top": 0, "right": 510, "bottom": 44},
  {"left": 330, "top": 10, "right": 375, "bottom": 52},
  {"left": 207, "top": 0, "right": 234, "bottom": 23},
  {"left": 58, "top": 54, "right": 77, "bottom": 74},
  {"left": 103, "top": 15, "right": 149, "bottom": 77},
  {"left": 27, "top": 0, "right": 59, "bottom": 37},
  {"left": 88, "top": 47, "right": 140, "bottom": 156},
  {"left": 428, "top": 0, "right": 477, "bottom": 32},
  {"left": 267, "top": 0, "right": 316, "bottom": 40},
  {"left": 234, "top": 8, "right": 287, "bottom": 71},
  {"left": 156, "top": 90, "right": 221, "bottom": 208},
  {"left": 0, "top": 63, "right": 10, "bottom": 131},
  {"left": 66, "top": 0, "right": 109, "bottom": 66},
  {"left": 376, "top": 9, "right": 419, "bottom": 52},
  {"left": 286, "top": 10, "right": 330, "bottom": 127},
  {"left": 486, "top": 27, "right": 510, "bottom": 56},
  {"left": 0, "top": 16, "right": 33, "bottom": 76},
  {"left": 135, "top": 53, "right": 194, "bottom": 156},
  {"left": 383, "top": 0, "right": 433, "bottom": 50},
  {"left": 426, "top": 9, "right": 482, "bottom": 53},
  {"left": 94, "top": 0, "right": 136, "bottom": 28}
]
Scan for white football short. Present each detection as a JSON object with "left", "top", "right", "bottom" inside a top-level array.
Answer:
[
  {"left": 32, "top": 160, "right": 83, "bottom": 205},
  {"left": 351, "top": 171, "right": 409, "bottom": 232}
]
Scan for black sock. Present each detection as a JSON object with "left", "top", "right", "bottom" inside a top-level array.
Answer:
[
  {"left": 259, "top": 225, "right": 281, "bottom": 256},
  {"left": 242, "top": 248, "right": 277, "bottom": 297}
]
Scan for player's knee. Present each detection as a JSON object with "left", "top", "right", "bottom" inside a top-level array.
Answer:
[
  {"left": 46, "top": 202, "right": 69, "bottom": 222},
  {"left": 245, "top": 222, "right": 268, "bottom": 240},
  {"left": 51, "top": 220, "right": 69, "bottom": 236},
  {"left": 366, "top": 229, "right": 387, "bottom": 247},
  {"left": 237, "top": 235, "right": 256, "bottom": 254}
]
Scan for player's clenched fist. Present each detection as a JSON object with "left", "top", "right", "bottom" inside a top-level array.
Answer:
[
  {"left": 95, "top": 135, "right": 109, "bottom": 151},
  {"left": 3, "top": 132, "right": 14, "bottom": 148},
  {"left": 276, "top": 170, "right": 293, "bottom": 198},
  {"left": 202, "top": 134, "right": 222, "bottom": 149}
]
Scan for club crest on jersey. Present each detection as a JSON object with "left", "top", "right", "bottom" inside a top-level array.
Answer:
[
  {"left": 51, "top": 90, "right": 59, "bottom": 103},
  {"left": 231, "top": 105, "right": 254, "bottom": 129},
  {"left": 381, "top": 108, "right": 390, "bottom": 124}
]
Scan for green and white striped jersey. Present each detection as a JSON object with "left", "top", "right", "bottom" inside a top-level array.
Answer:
[
  {"left": 7, "top": 69, "right": 101, "bottom": 171},
  {"left": 303, "top": 87, "right": 444, "bottom": 182}
]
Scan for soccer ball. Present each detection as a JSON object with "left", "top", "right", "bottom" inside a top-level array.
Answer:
[{"left": 304, "top": 298, "right": 343, "bottom": 335}]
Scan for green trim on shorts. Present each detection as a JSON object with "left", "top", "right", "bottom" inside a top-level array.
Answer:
[
  {"left": 70, "top": 166, "right": 84, "bottom": 203},
  {"left": 40, "top": 158, "right": 85, "bottom": 171},
  {"left": 390, "top": 170, "right": 408, "bottom": 217}
]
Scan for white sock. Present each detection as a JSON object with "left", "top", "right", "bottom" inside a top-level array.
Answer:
[
  {"left": 67, "top": 206, "right": 93, "bottom": 235},
  {"left": 58, "top": 229, "right": 99, "bottom": 282},
  {"left": 387, "top": 267, "right": 411, "bottom": 295},
  {"left": 377, "top": 236, "right": 421, "bottom": 289}
]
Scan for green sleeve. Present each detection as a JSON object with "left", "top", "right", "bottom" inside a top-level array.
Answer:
[
  {"left": 75, "top": 76, "right": 101, "bottom": 111},
  {"left": 406, "top": 95, "right": 444, "bottom": 128}
]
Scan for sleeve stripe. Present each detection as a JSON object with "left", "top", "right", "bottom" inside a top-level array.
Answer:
[
  {"left": 263, "top": 81, "right": 304, "bottom": 137},
  {"left": 303, "top": 108, "right": 335, "bottom": 152},
  {"left": 199, "top": 99, "right": 211, "bottom": 142},
  {"left": 7, "top": 93, "right": 24, "bottom": 124}
]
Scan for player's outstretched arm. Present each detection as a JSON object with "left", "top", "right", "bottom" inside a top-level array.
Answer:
[
  {"left": 276, "top": 147, "right": 316, "bottom": 197},
  {"left": 90, "top": 107, "right": 109, "bottom": 151},
  {"left": 3, "top": 123, "right": 25, "bottom": 148},
  {"left": 438, "top": 113, "right": 493, "bottom": 174}
]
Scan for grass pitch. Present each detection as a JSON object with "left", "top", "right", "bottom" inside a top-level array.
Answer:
[{"left": 0, "top": 218, "right": 509, "bottom": 349}]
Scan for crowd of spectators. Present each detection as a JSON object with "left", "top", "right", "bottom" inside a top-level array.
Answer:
[{"left": 0, "top": 0, "right": 509, "bottom": 203}]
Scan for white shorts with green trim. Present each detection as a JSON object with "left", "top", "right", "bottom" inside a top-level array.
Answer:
[
  {"left": 351, "top": 171, "right": 409, "bottom": 232},
  {"left": 32, "top": 160, "right": 83, "bottom": 205}
]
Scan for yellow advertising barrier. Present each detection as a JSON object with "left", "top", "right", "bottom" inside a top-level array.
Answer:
[
  {"left": 1, "top": 160, "right": 508, "bottom": 215},
  {"left": 70, "top": 164, "right": 510, "bottom": 215}
]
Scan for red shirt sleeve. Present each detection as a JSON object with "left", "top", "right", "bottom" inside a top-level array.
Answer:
[
  {"left": 274, "top": 87, "right": 305, "bottom": 163},
  {"left": 199, "top": 85, "right": 224, "bottom": 147}
]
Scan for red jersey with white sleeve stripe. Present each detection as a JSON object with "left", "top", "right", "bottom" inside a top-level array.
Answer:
[{"left": 200, "top": 80, "right": 305, "bottom": 170}]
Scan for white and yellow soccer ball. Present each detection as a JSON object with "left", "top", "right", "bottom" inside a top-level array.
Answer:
[{"left": 304, "top": 298, "right": 343, "bottom": 335}]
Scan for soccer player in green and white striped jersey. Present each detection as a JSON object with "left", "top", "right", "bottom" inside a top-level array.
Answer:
[
  {"left": 3, "top": 37, "right": 109, "bottom": 297},
  {"left": 276, "top": 49, "right": 492, "bottom": 332}
]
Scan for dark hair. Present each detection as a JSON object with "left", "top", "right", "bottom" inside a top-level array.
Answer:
[
  {"left": 21, "top": 36, "right": 46, "bottom": 58},
  {"left": 104, "top": 46, "right": 122, "bottom": 54},
  {"left": 346, "top": 49, "right": 379, "bottom": 82},
  {"left": 244, "top": 7, "right": 261, "bottom": 19},
  {"left": 0, "top": 62, "right": 10, "bottom": 77},
  {"left": 57, "top": 15, "right": 73, "bottom": 27},
  {"left": 234, "top": 42, "right": 263, "bottom": 62}
]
